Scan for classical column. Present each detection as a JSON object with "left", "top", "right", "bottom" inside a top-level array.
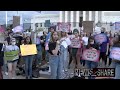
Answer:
[
  {"left": 86, "top": 11, "right": 89, "bottom": 21},
  {"left": 70, "top": 11, "right": 74, "bottom": 29},
  {"left": 65, "top": 11, "right": 68, "bottom": 22},
  {"left": 98, "top": 11, "right": 102, "bottom": 22},
  {"left": 73, "top": 11, "right": 76, "bottom": 27},
  {"left": 83, "top": 11, "right": 86, "bottom": 21},
  {"left": 89, "top": 11, "right": 92, "bottom": 21},
  {"left": 95, "top": 11, "right": 98, "bottom": 23},
  {"left": 59, "top": 11, "right": 63, "bottom": 22},
  {"left": 92, "top": 11, "right": 95, "bottom": 21},
  {"left": 76, "top": 11, "right": 80, "bottom": 28}
]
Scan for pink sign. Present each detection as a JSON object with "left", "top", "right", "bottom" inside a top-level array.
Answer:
[
  {"left": 0, "top": 26, "right": 5, "bottom": 33},
  {"left": 94, "top": 33, "right": 107, "bottom": 43},
  {"left": 12, "top": 26, "right": 23, "bottom": 33},
  {"left": 70, "top": 38, "right": 81, "bottom": 48},
  {"left": 110, "top": 47, "right": 120, "bottom": 61},
  {"left": 82, "top": 49, "right": 100, "bottom": 62},
  {"left": 57, "top": 22, "right": 71, "bottom": 32}
]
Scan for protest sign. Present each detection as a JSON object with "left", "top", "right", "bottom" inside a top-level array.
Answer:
[
  {"left": 70, "top": 38, "right": 81, "bottom": 48},
  {"left": 12, "top": 26, "right": 23, "bottom": 33},
  {"left": 20, "top": 44, "right": 37, "bottom": 56},
  {"left": 94, "top": 33, "right": 107, "bottom": 43},
  {"left": 115, "top": 22, "right": 120, "bottom": 30},
  {"left": 57, "top": 22, "right": 71, "bottom": 32},
  {"left": 4, "top": 50, "right": 19, "bottom": 61},
  {"left": 82, "top": 48, "right": 100, "bottom": 62},
  {"left": 110, "top": 47, "right": 120, "bottom": 61}
]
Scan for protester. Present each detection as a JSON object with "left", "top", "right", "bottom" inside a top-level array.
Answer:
[
  {"left": 40, "top": 31, "right": 47, "bottom": 62},
  {"left": 81, "top": 32, "right": 89, "bottom": 66},
  {"left": 0, "top": 42, "right": 4, "bottom": 79},
  {"left": 85, "top": 37, "right": 99, "bottom": 79},
  {"left": 60, "top": 30, "right": 71, "bottom": 77},
  {"left": 48, "top": 31, "right": 62, "bottom": 79},
  {"left": 35, "top": 33, "right": 42, "bottom": 66},
  {"left": 69, "top": 29, "right": 83, "bottom": 69},
  {"left": 4, "top": 38, "right": 19, "bottom": 79},
  {"left": 45, "top": 26, "right": 55, "bottom": 73},
  {"left": 98, "top": 27, "right": 109, "bottom": 67},
  {"left": 110, "top": 36, "right": 120, "bottom": 79},
  {"left": 23, "top": 36, "right": 34, "bottom": 79}
]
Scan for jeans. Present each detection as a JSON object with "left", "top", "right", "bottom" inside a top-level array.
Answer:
[
  {"left": 60, "top": 45, "right": 68, "bottom": 71},
  {"left": 23, "top": 55, "right": 34, "bottom": 78},
  {"left": 110, "top": 61, "right": 120, "bottom": 79},
  {"left": 86, "top": 61, "right": 98, "bottom": 79},
  {"left": 36, "top": 44, "right": 42, "bottom": 65},
  {"left": 49, "top": 54, "right": 63, "bottom": 79}
]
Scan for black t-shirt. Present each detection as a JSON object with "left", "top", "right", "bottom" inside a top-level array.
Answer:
[{"left": 48, "top": 42, "right": 59, "bottom": 55}]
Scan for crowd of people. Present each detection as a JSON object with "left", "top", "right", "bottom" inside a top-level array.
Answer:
[{"left": 0, "top": 25, "right": 120, "bottom": 79}]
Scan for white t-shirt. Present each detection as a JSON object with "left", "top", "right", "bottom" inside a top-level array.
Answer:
[
  {"left": 60, "top": 37, "right": 71, "bottom": 48},
  {"left": 82, "top": 37, "right": 88, "bottom": 45}
]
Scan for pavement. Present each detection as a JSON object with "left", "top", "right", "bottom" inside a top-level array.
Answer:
[{"left": 3, "top": 58, "right": 111, "bottom": 79}]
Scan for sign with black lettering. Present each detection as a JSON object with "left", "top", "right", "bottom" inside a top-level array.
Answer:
[{"left": 82, "top": 48, "right": 100, "bottom": 62}]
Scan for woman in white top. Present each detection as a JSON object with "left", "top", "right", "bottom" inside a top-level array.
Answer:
[
  {"left": 4, "top": 38, "right": 19, "bottom": 79},
  {"left": 81, "top": 33, "right": 89, "bottom": 66},
  {"left": 60, "top": 30, "right": 71, "bottom": 77}
]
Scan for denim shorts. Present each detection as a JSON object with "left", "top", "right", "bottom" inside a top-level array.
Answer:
[{"left": 7, "top": 59, "right": 18, "bottom": 63}]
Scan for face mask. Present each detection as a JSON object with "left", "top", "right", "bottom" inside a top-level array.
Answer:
[
  {"left": 90, "top": 41, "right": 94, "bottom": 44},
  {"left": 12, "top": 42, "right": 16, "bottom": 45}
]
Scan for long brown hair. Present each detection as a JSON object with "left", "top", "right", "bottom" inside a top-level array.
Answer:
[
  {"left": 24, "top": 36, "right": 32, "bottom": 44},
  {"left": 50, "top": 31, "right": 60, "bottom": 42}
]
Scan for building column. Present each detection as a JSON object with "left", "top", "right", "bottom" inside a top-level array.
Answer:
[
  {"left": 92, "top": 11, "right": 95, "bottom": 21},
  {"left": 86, "top": 11, "right": 89, "bottom": 21},
  {"left": 59, "top": 11, "right": 65, "bottom": 22},
  {"left": 73, "top": 11, "right": 76, "bottom": 27},
  {"left": 98, "top": 11, "right": 102, "bottom": 22},
  {"left": 95, "top": 11, "right": 98, "bottom": 23},
  {"left": 70, "top": 11, "right": 74, "bottom": 28},
  {"left": 65, "top": 11, "right": 68, "bottom": 22},
  {"left": 83, "top": 11, "right": 86, "bottom": 21},
  {"left": 59, "top": 11, "right": 63, "bottom": 22},
  {"left": 76, "top": 11, "right": 80, "bottom": 28}
]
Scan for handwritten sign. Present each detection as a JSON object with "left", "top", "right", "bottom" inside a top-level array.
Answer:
[
  {"left": 94, "top": 33, "right": 107, "bottom": 43},
  {"left": 57, "top": 22, "right": 71, "bottom": 32},
  {"left": 4, "top": 50, "right": 19, "bottom": 61},
  {"left": 110, "top": 47, "right": 120, "bottom": 61},
  {"left": 12, "top": 26, "right": 23, "bottom": 33},
  {"left": 20, "top": 44, "right": 37, "bottom": 56},
  {"left": 115, "top": 22, "right": 120, "bottom": 30},
  {"left": 70, "top": 38, "right": 81, "bottom": 48},
  {"left": 82, "top": 49, "right": 100, "bottom": 62}
]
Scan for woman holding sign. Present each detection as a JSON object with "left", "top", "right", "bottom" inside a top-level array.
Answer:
[
  {"left": 48, "top": 31, "right": 63, "bottom": 79},
  {"left": 23, "top": 36, "right": 34, "bottom": 79},
  {"left": 4, "top": 38, "right": 19, "bottom": 79},
  {"left": 69, "top": 29, "right": 82, "bottom": 69},
  {"left": 110, "top": 36, "right": 120, "bottom": 79},
  {"left": 85, "top": 37, "right": 100, "bottom": 79}
]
